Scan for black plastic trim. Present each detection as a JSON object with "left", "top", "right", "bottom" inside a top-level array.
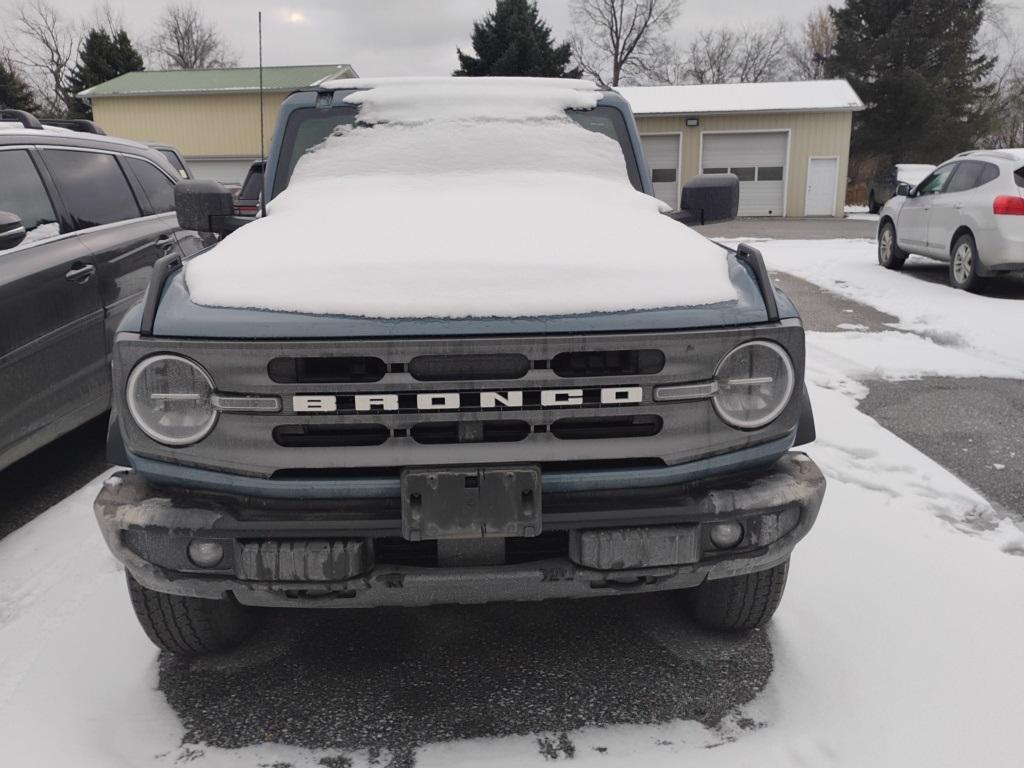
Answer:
[
  {"left": 736, "top": 243, "right": 780, "bottom": 322},
  {"left": 139, "top": 253, "right": 182, "bottom": 337}
]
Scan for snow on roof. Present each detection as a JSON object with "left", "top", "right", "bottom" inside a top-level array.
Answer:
[
  {"left": 317, "top": 75, "right": 601, "bottom": 92},
  {"left": 617, "top": 79, "right": 864, "bottom": 116},
  {"left": 895, "top": 164, "right": 935, "bottom": 185},
  {"left": 185, "top": 80, "right": 736, "bottom": 319}
]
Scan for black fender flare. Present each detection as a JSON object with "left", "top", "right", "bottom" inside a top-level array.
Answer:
[
  {"left": 106, "top": 408, "right": 130, "bottom": 467},
  {"left": 794, "top": 385, "right": 816, "bottom": 446}
]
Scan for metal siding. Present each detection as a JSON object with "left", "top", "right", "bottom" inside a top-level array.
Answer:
[
  {"left": 637, "top": 111, "right": 853, "bottom": 216},
  {"left": 91, "top": 92, "right": 286, "bottom": 158}
]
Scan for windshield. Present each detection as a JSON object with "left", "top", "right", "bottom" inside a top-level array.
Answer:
[{"left": 272, "top": 103, "right": 642, "bottom": 197}]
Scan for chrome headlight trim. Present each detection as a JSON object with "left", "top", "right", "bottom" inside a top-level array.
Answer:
[
  {"left": 126, "top": 354, "right": 218, "bottom": 446},
  {"left": 712, "top": 340, "right": 795, "bottom": 430}
]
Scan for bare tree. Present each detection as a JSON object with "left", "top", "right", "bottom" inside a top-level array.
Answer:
[
  {"left": 979, "top": 2, "right": 1024, "bottom": 147},
  {"left": 684, "top": 22, "right": 791, "bottom": 84},
  {"left": 786, "top": 9, "right": 837, "bottom": 81},
  {"left": 569, "top": 0, "right": 682, "bottom": 86},
  {"left": 7, "top": 0, "right": 79, "bottom": 116},
  {"left": 91, "top": 1, "right": 127, "bottom": 38},
  {"left": 149, "top": 3, "right": 237, "bottom": 70}
]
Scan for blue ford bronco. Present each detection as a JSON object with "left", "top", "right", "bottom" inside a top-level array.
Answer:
[{"left": 94, "top": 78, "right": 825, "bottom": 656}]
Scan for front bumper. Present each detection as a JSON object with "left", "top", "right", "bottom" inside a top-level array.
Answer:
[{"left": 94, "top": 453, "right": 825, "bottom": 608}]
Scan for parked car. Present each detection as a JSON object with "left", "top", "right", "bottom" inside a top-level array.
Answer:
[
  {"left": 0, "top": 108, "right": 202, "bottom": 471},
  {"left": 234, "top": 160, "right": 265, "bottom": 216},
  {"left": 878, "top": 149, "right": 1024, "bottom": 290},
  {"left": 148, "top": 143, "right": 194, "bottom": 180},
  {"left": 867, "top": 163, "right": 935, "bottom": 213},
  {"left": 93, "top": 79, "right": 825, "bottom": 657}
]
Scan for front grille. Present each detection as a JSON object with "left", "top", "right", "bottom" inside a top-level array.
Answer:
[
  {"left": 268, "top": 356, "right": 386, "bottom": 383},
  {"left": 551, "top": 415, "right": 662, "bottom": 440},
  {"left": 409, "top": 353, "right": 530, "bottom": 381},
  {"left": 273, "top": 424, "right": 389, "bottom": 447},
  {"left": 410, "top": 420, "right": 531, "bottom": 444},
  {"left": 117, "top": 324, "right": 805, "bottom": 476},
  {"left": 552, "top": 349, "right": 665, "bottom": 378},
  {"left": 374, "top": 532, "right": 568, "bottom": 567}
]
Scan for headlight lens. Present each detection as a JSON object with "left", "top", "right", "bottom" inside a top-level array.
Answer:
[
  {"left": 713, "top": 341, "right": 795, "bottom": 429},
  {"left": 127, "top": 355, "right": 217, "bottom": 445}
]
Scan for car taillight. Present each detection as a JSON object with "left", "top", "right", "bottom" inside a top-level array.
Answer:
[{"left": 993, "top": 195, "right": 1024, "bottom": 215}]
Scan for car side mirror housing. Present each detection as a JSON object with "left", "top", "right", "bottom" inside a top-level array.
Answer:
[
  {"left": 0, "top": 211, "right": 27, "bottom": 250},
  {"left": 174, "top": 180, "right": 251, "bottom": 236},
  {"left": 668, "top": 174, "right": 740, "bottom": 226},
  {"left": 896, "top": 182, "right": 913, "bottom": 197}
]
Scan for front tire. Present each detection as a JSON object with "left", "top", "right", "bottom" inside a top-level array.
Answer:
[
  {"left": 878, "top": 220, "right": 907, "bottom": 270},
  {"left": 950, "top": 233, "right": 985, "bottom": 292},
  {"left": 683, "top": 560, "right": 789, "bottom": 632},
  {"left": 126, "top": 572, "right": 255, "bottom": 656}
]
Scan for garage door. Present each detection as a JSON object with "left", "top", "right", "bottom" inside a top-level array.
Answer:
[
  {"left": 702, "top": 132, "right": 787, "bottom": 217},
  {"left": 640, "top": 135, "right": 680, "bottom": 208}
]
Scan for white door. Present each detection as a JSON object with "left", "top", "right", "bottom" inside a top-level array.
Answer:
[
  {"left": 640, "top": 135, "right": 680, "bottom": 208},
  {"left": 702, "top": 132, "right": 787, "bottom": 217},
  {"left": 805, "top": 157, "right": 839, "bottom": 216}
]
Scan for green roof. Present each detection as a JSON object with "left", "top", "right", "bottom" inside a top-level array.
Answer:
[{"left": 78, "top": 64, "right": 357, "bottom": 99}]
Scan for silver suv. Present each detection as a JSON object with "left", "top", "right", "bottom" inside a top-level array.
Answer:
[{"left": 877, "top": 149, "right": 1024, "bottom": 290}]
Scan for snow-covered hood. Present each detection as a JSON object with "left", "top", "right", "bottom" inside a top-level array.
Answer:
[{"left": 183, "top": 80, "right": 740, "bottom": 320}]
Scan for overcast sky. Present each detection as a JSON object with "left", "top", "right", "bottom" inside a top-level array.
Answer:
[{"left": 15, "top": 0, "right": 1024, "bottom": 77}]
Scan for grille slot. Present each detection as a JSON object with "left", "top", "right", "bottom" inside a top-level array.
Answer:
[
  {"left": 274, "top": 424, "right": 389, "bottom": 447},
  {"left": 551, "top": 349, "right": 665, "bottom": 378},
  {"left": 268, "top": 356, "right": 386, "bottom": 384},
  {"left": 411, "top": 420, "right": 531, "bottom": 445},
  {"left": 551, "top": 415, "right": 663, "bottom": 440},
  {"left": 409, "top": 353, "right": 530, "bottom": 381}
]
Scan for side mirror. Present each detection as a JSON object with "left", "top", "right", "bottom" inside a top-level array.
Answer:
[
  {"left": 174, "top": 180, "right": 250, "bottom": 236},
  {"left": 0, "top": 211, "right": 27, "bottom": 250},
  {"left": 896, "top": 182, "right": 913, "bottom": 197},
  {"left": 668, "top": 174, "right": 740, "bottom": 226}
]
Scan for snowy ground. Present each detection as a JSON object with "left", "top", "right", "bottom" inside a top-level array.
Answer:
[{"left": 2, "top": 239, "right": 1023, "bottom": 767}]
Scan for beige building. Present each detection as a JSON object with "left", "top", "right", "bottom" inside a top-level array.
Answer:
[
  {"left": 618, "top": 80, "right": 864, "bottom": 217},
  {"left": 77, "top": 64, "right": 357, "bottom": 184}
]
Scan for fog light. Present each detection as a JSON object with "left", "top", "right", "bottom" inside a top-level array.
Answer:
[
  {"left": 187, "top": 539, "right": 224, "bottom": 568},
  {"left": 709, "top": 522, "right": 744, "bottom": 550}
]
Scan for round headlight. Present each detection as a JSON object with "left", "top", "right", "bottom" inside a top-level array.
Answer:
[
  {"left": 713, "top": 341, "right": 795, "bottom": 429},
  {"left": 127, "top": 354, "right": 217, "bottom": 446}
]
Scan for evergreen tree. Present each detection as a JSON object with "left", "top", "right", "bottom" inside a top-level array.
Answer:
[
  {"left": 66, "top": 29, "right": 145, "bottom": 118},
  {"left": 455, "top": 0, "right": 581, "bottom": 78},
  {"left": 0, "top": 58, "right": 38, "bottom": 113},
  {"left": 826, "top": 0, "right": 995, "bottom": 163}
]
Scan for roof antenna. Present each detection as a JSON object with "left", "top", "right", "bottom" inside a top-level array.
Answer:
[{"left": 258, "top": 10, "right": 268, "bottom": 219}]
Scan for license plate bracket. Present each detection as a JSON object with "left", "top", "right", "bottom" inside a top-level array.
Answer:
[{"left": 401, "top": 466, "right": 541, "bottom": 541}]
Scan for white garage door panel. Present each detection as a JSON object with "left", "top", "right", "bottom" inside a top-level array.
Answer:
[
  {"left": 702, "top": 132, "right": 788, "bottom": 217},
  {"left": 641, "top": 135, "right": 680, "bottom": 208}
]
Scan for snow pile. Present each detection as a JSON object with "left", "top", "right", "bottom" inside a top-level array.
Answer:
[
  {"left": 185, "top": 81, "right": 736, "bottom": 318},
  {"left": 618, "top": 79, "right": 864, "bottom": 116}
]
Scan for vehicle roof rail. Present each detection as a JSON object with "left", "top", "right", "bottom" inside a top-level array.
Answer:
[
  {"left": 39, "top": 118, "right": 107, "bottom": 135},
  {"left": 0, "top": 109, "right": 43, "bottom": 129}
]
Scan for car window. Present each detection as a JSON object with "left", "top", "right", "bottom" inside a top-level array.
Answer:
[
  {"left": 126, "top": 157, "right": 176, "bottom": 214},
  {"left": 0, "top": 149, "right": 61, "bottom": 249},
  {"left": 916, "top": 165, "right": 955, "bottom": 196},
  {"left": 239, "top": 166, "right": 264, "bottom": 200},
  {"left": 977, "top": 162, "right": 1000, "bottom": 187},
  {"left": 946, "top": 162, "right": 983, "bottom": 193},
  {"left": 158, "top": 149, "right": 189, "bottom": 179},
  {"left": 42, "top": 149, "right": 141, "bottom": 230}
]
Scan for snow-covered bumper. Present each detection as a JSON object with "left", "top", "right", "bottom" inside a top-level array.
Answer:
[{"left": 94, "top": 453, "right": 825, "bottom": 608}]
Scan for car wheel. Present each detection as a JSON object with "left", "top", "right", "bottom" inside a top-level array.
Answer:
[
  {"left": 868, "top": 192, "right": 880, "bottom": 214},
  {"left": 950, "top": 233, "right": 985, "bottom": 292},
  {"left": 878, "top": 221, "right": 907, "bottom": 270},
  {"left": 126, "top": 572, "right": 255, "bottom": 656},
  {"left": 682, "top": 560, "right": 789, "bottom": 632}
]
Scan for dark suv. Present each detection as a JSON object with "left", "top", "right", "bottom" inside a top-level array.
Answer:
[{"left": 0, "top": 110, "right": 201, "bottom": 470}]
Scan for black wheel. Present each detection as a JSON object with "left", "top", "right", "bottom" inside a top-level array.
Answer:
[
  {"left": 868, "top": 192, "right": 880, "bottom": 214},
  {"left": 126, "top": 572, "right": 255, "bottom": 656},
  {"left": 950, "top": 233, "right": 986, "bottom": 292},
  {"left": 683, "top": 560, "right": 789, "bottom": 632},
  {"left": 878, "top": 220, "right": 907, "bottom": 270}
]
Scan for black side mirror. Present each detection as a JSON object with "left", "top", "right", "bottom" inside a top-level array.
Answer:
[
  {"left": 896, "top": 182, "right": 913, "bottom": 197},
  {"left": 668, "top": 174, "right": 740, "bottom": 226},
  {"left": 174, "top": 180, "right": 250, "bottom": 236},
  {"left": 0, "top": 211, "right": 27, "bottom": 250}
]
